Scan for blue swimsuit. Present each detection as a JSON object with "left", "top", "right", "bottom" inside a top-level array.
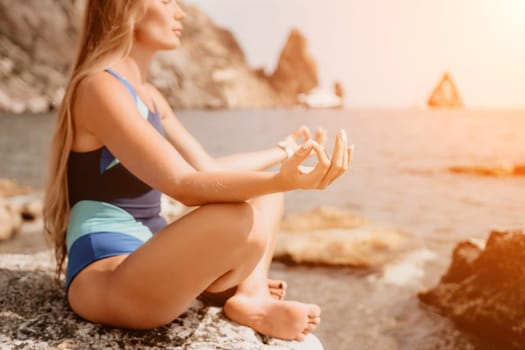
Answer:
[{"left": 65, "top": 68, "right": 167, "bottom": 291}]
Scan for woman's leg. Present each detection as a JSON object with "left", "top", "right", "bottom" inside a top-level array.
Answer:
[
  {"left": 223, "top": 193, "right": 321, "bottom": 341},
  {"left": 67, "top": 196, "right": 319, "bottom": 340}
]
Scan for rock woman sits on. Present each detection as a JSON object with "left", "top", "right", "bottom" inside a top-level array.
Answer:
[{"left": 44, "top": 0, "right": 353, "bottom": 342}]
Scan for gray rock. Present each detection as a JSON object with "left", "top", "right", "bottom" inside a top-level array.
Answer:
[
  {"left": 419, "top": 230, "right": 525, "bottom": 349},
  {"left": 0, "top": 0, "right": 300, "bottom": 113},
  {"left": 0, "top": 251, "right": 323, "bottom": 350}
]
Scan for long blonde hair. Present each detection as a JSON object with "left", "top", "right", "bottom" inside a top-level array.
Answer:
[{"left": 44, "top": 0, "right": 147, "bottom": 282}]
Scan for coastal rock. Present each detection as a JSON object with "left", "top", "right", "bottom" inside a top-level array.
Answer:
[
  {"left": 149, "top": 3, "right": 285, "bottom": 110},
  {"left": 0, "top": 204, "right": 22, "bottom": 241},
  {"left": 419, "top": 230, "right": 525, "bottom": 349},
  {"left": 0, "top": 251, "right": 323, "bottom": 350},
  {"left": 448, "top": 164, "right": 525, "bottom": 177},
  {"left": 0, "top": 178, "right": 33, "bottom": 197},
  {"left": 269, "top": 29, "right": 319, "bottom": 103},
  {"left": 274, "top": 207, "right": 417, "bottom": 268},
  {"left": 0, "top": 0, "right": 286, "bottom": 113},
  {"left": 427, "top": 72, "right": 463, "bottom": 108},
  {"left": 0, "top": 178, "right": 41, "bottom": 242},
  {"left": 0, "top": 0, "right": 82, "bottom": 114}
]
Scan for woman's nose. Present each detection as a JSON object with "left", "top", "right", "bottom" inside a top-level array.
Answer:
[{"left": 174, "top": 3, "right": 186, "bottom": 21}]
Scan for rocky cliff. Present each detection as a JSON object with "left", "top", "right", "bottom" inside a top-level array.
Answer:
[{"left": 0, "top": 1, "right": 321, "bottom": 113}]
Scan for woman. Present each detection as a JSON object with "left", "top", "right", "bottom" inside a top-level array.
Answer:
[{"left": 44, "top": 0, "right": 353, "bottom": 342}]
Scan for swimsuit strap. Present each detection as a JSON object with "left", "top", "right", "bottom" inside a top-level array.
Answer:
[{"left": 104, "top": 68, "right": 139, "bottom": 103}]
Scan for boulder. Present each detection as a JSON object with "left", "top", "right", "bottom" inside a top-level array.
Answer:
[
  {"left": 0, "top": 178, "right": 41, "bottom": 241},
  {"left": 274, "top": 207, "right": 419, "bottom": 268},
  {"left": 0, "top": 251, "right": 323, "bottom": 350},
  {"left": 269, "top": 29, "right": 319, "bottom": 102},
  {"left": 419, "top": 230, "right": 525, "bottom": 349},
  {"left": 0, "top": 203, "right": 22, "bottom": 241}
]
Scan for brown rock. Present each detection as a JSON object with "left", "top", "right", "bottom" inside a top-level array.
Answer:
[
  {"left": 0, "top": 178, "right": 33, "bottom": 197},
  {"left": 21, "top": 199, "right": 44, "bottom": 221},
  {"left": 0, "top": 202, "right": 23, "bottom": 241},
  {"left": 274, "top": 206, "right": 417, "bottom": 268},
  {"left": 333, "top": 81, "right": 344, "bottom": 99},
  {"left": 269, "top": 29, "right": 319, "bottom": 101},
  {"left": 0, "top": 178, "right": 42, "bottom": 240},
  {"left": 448, "top": 164, "right": 525, "bottom": 177},
  {"left": 419, "top": 230, "right": 525, "bottom": 349},
  {"left": 427, "top": 72, "right": 463, "bottom": 108}
]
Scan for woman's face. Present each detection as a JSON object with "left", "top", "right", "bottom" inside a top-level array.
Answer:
[{"left": 134, "top": 0, "right": 186, "bottom": 51}]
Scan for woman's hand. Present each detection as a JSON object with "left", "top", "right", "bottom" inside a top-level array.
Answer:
[
  {"left": 278, "top": 125, "right": 328, "bottom": 159},
  {"left": 276, "top": 129, "right": 353, "bottom": 191}
]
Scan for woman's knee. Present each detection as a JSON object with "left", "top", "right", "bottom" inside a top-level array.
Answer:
[{"left": 199, "top": 202, "right": 266, "bottom": 254}]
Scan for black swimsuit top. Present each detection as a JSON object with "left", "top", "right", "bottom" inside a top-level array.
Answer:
[{"left": 67, "top": 68, "right": 167, "bottom": 233}]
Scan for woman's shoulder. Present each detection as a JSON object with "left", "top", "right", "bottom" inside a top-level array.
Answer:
[
  {"left": 75, "top": 71, "right": 138, "bottom": 114},
  {"left": 76, "top": 71, "right": 122, "bottom": 102}
]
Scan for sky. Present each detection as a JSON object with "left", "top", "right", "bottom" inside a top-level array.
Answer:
[{"left": 184, "top": 0, "right": 525, "bottom": 109}]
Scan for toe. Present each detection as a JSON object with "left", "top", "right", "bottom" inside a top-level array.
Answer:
[
  {"left": 304, "top": 322, "right": 318, "bottom": 333},
  {"left": 295, "top": 333, "right": 306, "bottom": 342},
  {"left": 307, "top": 304, "right": 321, "bottom": 318},
  {"left": 268, "top": 279, "right": 287, "bottom": 291},
  {"left": 270, "top": 289, "right": 283, "bottom": 300},
  {"left": 308, "top": 316, "right": 321, "bottom": 326}
]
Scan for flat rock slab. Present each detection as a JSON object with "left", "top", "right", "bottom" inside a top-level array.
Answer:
[{"left": 0, "top": 252, "right": 323, "bottom": 350}]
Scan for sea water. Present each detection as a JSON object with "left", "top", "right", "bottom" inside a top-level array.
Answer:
[{"left": 1, "top": 108, "right": 524, "bottom": 349}]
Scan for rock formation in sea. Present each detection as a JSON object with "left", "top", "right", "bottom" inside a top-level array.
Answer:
[
  {"left": 427, "top": 72, "right": 464, "bottom": 108},
  {"left": 268, "top": 29, "right": 319, "bottom": 104},
  {"left": 333, "top": 81, "right": 344, "bottom": 99},
  {"left": 0, "top": 0, "right": 286, "bottom": 113},
  {"left": 419, "top": 230, "right": 525, "bottom": 349},
  {"left": 0, "top": 252, "right": 323, "bottom": 350}
]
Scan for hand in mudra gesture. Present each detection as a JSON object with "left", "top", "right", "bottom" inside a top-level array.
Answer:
[
  {"left": 279, "top": 125, "right": 328, "bottom": 157},
  {"left": 277, "top": 129, "right": 353, "bottom": 190}
]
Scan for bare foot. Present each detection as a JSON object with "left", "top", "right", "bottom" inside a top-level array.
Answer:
[
  {"left": 224, "top": 293, "right": 321, "bottom": 341},
  {"left": 200, "top": 279, "right": 287, "bottom": 306}
]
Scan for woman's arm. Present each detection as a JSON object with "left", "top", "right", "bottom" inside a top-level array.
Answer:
[
  {"left": 214, "top": 147, "right": 286, "bottom": 171},
  {"left": 76, "top": 74, "right": 349, "bottom": 206},
  {"left": 214, "top": 127, "right": 327, "bottom": 171}
]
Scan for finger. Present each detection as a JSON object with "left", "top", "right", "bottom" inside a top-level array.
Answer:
[
  {"left": 335, "top": 138, "right": 350, "bottom": 179},
  {"left": 300, "top": 140, "right": 331, "bottom": 181},
  {"left": 319, "top": 130, "right": 347, "bottom": 188},
  {"left": 287, "top": 139, "right": 317, "bottom": 167},
  {"left": 268, "top": 280, "right": 287, "bottom": 290},
  {"left": 347, "top": 144, "right": 354, "bottom": 168},
  {"left": 294, "top": 125, "right": 312, "bottom": 142},
  {"left": 334, "top": 144, "right": 353, "bottom": 181},
  {"left": 270, "top": 289, "right": 284, "bottom": 300},
  {"left": 313, "top": 128, "right": 327, "bottom": 147}
]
